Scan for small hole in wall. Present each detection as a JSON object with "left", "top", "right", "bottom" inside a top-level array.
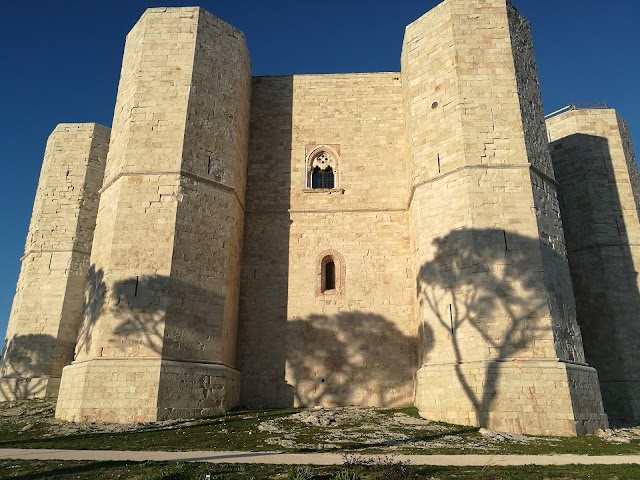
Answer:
[
  {"left": 432, "top": 102, "right": 439, "bottom": 109},
  {"left": 321, "top": 379, "right": 325, "bottom": 383}
]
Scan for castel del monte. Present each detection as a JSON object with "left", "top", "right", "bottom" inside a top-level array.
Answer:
[{"left": 1, "top": 0, "right": 639, "bottom": 438}]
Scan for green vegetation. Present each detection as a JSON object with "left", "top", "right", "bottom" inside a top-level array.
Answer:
[
  {"left": 288, "top": 465, "right": 315, "bottom": 479},
  {"left": 1, "top": 459, "right": 639, "bottom": 480},
  {"left": 1, "top": 399, "right": 639, "bottom": 456}
]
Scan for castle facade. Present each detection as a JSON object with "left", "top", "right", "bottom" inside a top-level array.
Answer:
[{"left": 2, "top": 0, "right": 639, "bottom": 436}]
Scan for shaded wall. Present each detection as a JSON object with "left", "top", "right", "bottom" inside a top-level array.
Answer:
[
  {"left": 548, "top": 109, "right": 640, "bottom": 423},
  {"left": 236, "top": 76, "right": 294, "bottom": 407}
]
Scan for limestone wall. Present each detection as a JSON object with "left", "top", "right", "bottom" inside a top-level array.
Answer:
[
  {"left": 56, "top": 7, "right": 251, "bottom": 423},
  {"left": 547, "top": 108, "right": 640, "bottom": 422},
  {"left": 1, "top": 123, "right": 109, "bottom": 400},
  {"left": 237, "top": 73, "right": 417, "bottom": 408},
  {"left": 4, "top": 0, "right": 626, "bottom": 436},
  {"left": 507, "top": 1, "right": 584, "bottom": 366},
  {"left": 403, "top": 0, "right": 606, "bottom": 435}
]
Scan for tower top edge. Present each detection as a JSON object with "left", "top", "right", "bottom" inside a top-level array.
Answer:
[
  {"left": 52, "top": 123, "right": 111, "bottom": 131},
  {"left": 403, "top": 0, "right": 518, "bottom": 41},
  {"left": 138, "top": 6, "right": 246, "bottom": 39},
  {"left": 545, "top": 104, "right": 616, "bottom": 123}
]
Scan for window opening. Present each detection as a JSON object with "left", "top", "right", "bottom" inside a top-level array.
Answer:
[
  {"left": 306, "top": 146, "right": 339, "bottom": 189},
  {"left": 449, "top": 304, "right": 454, "bottom": 333},
  {"left": 312, "top": 166, "right": 334, "bottom": 189},
  {"left": 325, "top": 261, "right": 335, "bottom": 290},
  {"left": 317, "top": 250, "right": 345, "bottom": 296}
]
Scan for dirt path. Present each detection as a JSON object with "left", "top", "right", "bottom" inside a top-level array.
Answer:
[{"left": 1, "top": 449, "right": 640, "bottom": 466}]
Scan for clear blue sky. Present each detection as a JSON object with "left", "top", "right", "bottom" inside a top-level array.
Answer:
[{"left": 1, "top": 0, "right": 638, "bottom": 341}]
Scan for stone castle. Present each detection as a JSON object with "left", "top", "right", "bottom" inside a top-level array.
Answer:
[{"left": 1, "top": 0, "right": 639, "bottom": 437}]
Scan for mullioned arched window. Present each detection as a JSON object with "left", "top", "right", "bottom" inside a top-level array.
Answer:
[{"left": 306, "top": 146, "right": 339, "bottom": 189}]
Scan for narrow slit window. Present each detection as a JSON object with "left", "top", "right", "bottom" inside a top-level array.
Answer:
[
  {"left": 317, "top": 250, "right": 344, "bottom": 296},
  {"left": 325, "top": 261, "right": 335, "bottom": 290}
]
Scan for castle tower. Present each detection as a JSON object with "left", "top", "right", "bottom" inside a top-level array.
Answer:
[
  {"left": 403, "top": 0, "right": 607, "bottom": 435},
  {"left": 1, "top": 124, "right": 109, "bottom": 400},
  {"left": 55, "top": 7, "right": 251, "bottom": 423},
  {"left": 547, "top": 107, "right": 640, "bottom": 423}
]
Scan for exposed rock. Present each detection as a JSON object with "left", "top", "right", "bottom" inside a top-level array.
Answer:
[
  {"left": 479, "top": 428, "right": 533, "bottom": 443},
  {"left": 19, "top": 423, "right": 34, "bottom": 433}
]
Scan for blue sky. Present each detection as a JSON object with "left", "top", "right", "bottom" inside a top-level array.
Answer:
[{"left": 0, "top": 0, "right": 638, "bottom": 341}]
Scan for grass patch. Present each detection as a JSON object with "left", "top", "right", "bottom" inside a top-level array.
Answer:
[
  {"left": 1, "top": 459, "right": 640, "bottom": 479},
  {"left": 0, "top": 407, "right": 300, "bottom": 452},
  {"left": 1, "top": 399, "right": 640, "bottom": 456}
]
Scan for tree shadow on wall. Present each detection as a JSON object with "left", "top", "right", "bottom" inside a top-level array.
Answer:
[
  {"left": 75, "top": 271, "right": 168, "bottom": 358},
  {"left": 109, "top": 276, "right": 168, "bottom": 356},
  {"left": 286, "top": 312, "right": 425, "bottom": 408},
  {"left": 0, "top": 334, "right": 57, "bottom": 400},
  {"left": 75, "top": 269, "right": 226, "bottom": 361},
  {"left": 0, "top": 265, "right": 106, "bottom": 401},
  {"left": 416, "top": 228, "right": 562, "bottom": 427},
  {"left": 74, "top": 265, "right": 106, "bottom": 356},
  {"left": 75, "top": 268, "right": 425, "bottom": 409}
]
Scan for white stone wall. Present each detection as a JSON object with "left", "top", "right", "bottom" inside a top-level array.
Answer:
[
  {"left": 237, "top": 73, "right": 416, "bottom": 409},
  {"left": 403, "top": 0, "right": 606, "bottom": 435},
  {"left": 1, "top": 123, "right": 109, "bottom": 400},
  {"left": 56, "top": 7, "right": 251, "bottom": 423}
]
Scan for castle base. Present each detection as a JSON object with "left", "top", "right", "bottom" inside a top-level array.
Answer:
[
  {"left": 0, "top": 376, "right": 60, "bottom": 401},
  {"left": 55, "top": 358, "right": 240, "bottom": 423},
  {"left": 415, "top": 360, "right": 608, "bottom": 436}
]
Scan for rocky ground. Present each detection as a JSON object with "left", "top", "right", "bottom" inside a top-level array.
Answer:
[
  {"left": 2, "top": 398, "right": 639, "bottom": 454},
  {"left": 0, "top": 399, "right": 203, "bottom": 437},
  {"left": 257, "top": 407, "right": 529, "bottom": 451}
]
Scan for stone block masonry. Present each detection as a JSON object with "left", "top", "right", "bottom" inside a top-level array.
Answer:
[
  {"left": 403, "top": 0, "right": 606, "bottom": 436},
  {"left": 548, "top": 108, "right": 640, "bottom": 423},
  {"left": 237, "top": 73, "right": 416, "bottom": 409},
  {"left": 0, "top": 124, "right": 109, "bottom": 400},
  {"left": 55, "top": 7, "right": 251, "bottom": 423},
  {"left": 3, "top": 0, "right": 638, "bottom": 436}
]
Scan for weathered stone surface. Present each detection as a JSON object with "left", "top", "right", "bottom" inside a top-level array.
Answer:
[
  {"left": 4, "top": 0, "right": 638, "bottom": 436},
  {"left": 403, "top": 0, "right": 606, "bottom": 436},
  {"left": 548, "top": 108, "right": 640, "bottom": 423},
  {"left": 1, "top": 124, "right": 109, "bottom": 401},
  {"left": 236, "top": 73, "right": 416, "bottom": 410},
  {"left": 55, "top": 7, "right": 251, "bottom": 423}
]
